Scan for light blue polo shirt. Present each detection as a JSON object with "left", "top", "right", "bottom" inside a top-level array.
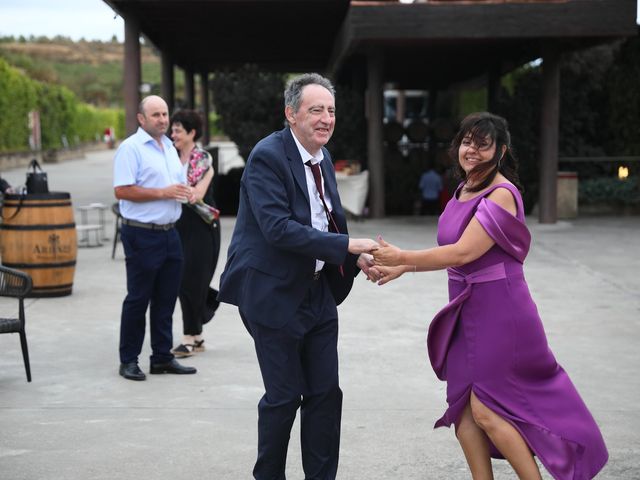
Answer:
[{"left": 113, "top": 127, "right": 185, "bottom": 224}]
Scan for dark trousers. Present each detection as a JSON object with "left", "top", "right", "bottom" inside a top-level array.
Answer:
[
  {"left": 119, "top": 224, "right": 183, "bottom": 365},
  {"left": 176, "top": 207, "right": 221, "bottom": 335},
  {"left": 241, "top": 276, "right": 342, "bottom": 480}
]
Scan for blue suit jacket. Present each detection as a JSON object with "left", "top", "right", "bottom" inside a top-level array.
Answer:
[{"left": 218, "top": 127, "right": 359, "bottom": 328}]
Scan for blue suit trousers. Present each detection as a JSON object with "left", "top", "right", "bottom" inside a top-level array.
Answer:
[
  {"left": 241, "top": 275, "right": 342, "bottom": 480},
  {"left": 119, "top": 224, "right": 183, "bottom": 365}
]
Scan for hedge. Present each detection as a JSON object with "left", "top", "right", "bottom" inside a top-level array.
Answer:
[
  {"left": 0, "top": 57, "right": 123, "bottom": 152},
  {"left": 579, "top": 176, "right": 640, "bottom": 206},
  {"left": 0, "top": 58, "right": 38, "bottom": 151}
]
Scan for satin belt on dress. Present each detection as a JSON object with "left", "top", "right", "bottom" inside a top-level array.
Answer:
[{"left": 427, "top": 262, "right": 521, "bottom": 380}]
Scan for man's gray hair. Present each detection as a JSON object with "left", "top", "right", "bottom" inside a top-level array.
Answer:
[{"left": 284, "top": 73, "right": 335, "bottom": 113}]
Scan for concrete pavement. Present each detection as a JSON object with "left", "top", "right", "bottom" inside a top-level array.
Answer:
[{"left": 0, "top": 148, "right": 638, "bottom": 479}]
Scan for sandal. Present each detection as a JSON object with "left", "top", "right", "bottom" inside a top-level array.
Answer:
[
  {"left": 172, "top": 343, "right": 194, "bottom": 357},
  {"left": 193, "top": 339, "right": 205, "bottom": 353}
]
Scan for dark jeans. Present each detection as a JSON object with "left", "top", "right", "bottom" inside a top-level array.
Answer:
[
  {"left": 119, "top": 224, "right": 183, "bottom": 365},
  {"left": 241, "top": 277, "right": 342, "bottom": 480}
]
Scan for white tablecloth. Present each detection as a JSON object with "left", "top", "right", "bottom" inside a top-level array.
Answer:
[{"left": 336, "top": 170, "right": 369, "bottom": 216}]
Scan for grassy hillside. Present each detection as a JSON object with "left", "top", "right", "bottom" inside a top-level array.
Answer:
[{"left": 0, "top": 37, "right": 175, "bottom": 107}]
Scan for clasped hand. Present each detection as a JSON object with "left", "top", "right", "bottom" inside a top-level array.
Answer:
[
  {"left": 348, "top": 237, "right": 405, "bottom": 284},
  {"left": 370, "top": 236, "right": 403, "bottom": 267},
  {"left": 366, "top": 236, "right": 407, "bottom": 285}
]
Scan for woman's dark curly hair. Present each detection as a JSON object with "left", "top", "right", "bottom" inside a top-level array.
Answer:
[
  {"left": 170, "top": 109, "right": 204, "bottom": 141},
  {"left": 448, "top": 112, "right": 522, "bottom": 193}
]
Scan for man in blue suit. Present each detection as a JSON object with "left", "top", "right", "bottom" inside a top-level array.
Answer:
[{"left": 218, "top": 73, "right": 378, "bottom": 479}]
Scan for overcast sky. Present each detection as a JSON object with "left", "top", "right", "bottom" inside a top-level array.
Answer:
[
  {"left": 0, "top": 0, "right": 639, "bottom": 42},
  {"left": 0, "top": 0, "right": 123, "bottom": 41}
]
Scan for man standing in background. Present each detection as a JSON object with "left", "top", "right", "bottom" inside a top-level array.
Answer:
[
  {"left": 418, "top": 162, "right": 443, "bottom": 215},
  {"left": 113, "top": 95, "right": 197, "bottom": 381}
]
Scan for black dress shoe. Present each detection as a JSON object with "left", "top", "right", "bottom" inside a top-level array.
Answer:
[
  {"left": 119, "top": 362, "right": 146, "bottom": 381},
  {"left": 149, "top": 358, "right": 197, "bottom": 375}
]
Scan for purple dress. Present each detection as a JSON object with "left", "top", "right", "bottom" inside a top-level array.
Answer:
[{"left": 430, "top": 182, "right": 608, "bottom": 480}]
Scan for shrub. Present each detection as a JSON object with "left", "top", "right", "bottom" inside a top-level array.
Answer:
[
  {"left": 0, "top": 57, "right": 124, "bottom": 152},
  {"left": 38, "top": 83, "right": 76, "bottom": 149},
  {"left": 0, "top": 58, "right": 38, "bottom": 151},
  {"left": 578, "top": 177, "right": 640, "bottom": 205}
]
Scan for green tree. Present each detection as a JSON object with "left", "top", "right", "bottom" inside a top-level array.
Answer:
[
  {"left": 210, "top": 65, "right": 285, "bottom": 160},
  {"left": 557, "top": 43, "right": 616, "bottom": 157},
  {"left": 495, "top": 65, "right": 541, "bottom": 212},
  {"left": 494, "top": 40, "right": 630, "bottom": 212},
  {"left": 327, "top": 85, "right": 367, "bottom": 162},
  {"left": 605, "top": 37, "right": 640, "bottom": 156}
]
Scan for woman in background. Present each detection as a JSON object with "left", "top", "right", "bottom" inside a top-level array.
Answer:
[{"left": 170, "top": 109, "right": 221, "bottom": 357}]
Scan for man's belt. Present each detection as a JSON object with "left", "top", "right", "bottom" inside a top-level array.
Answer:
[{"left": 122, "top": 218, "right": 176, "bottom": 231}]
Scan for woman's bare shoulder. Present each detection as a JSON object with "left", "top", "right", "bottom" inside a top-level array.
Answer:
[{"left": 486, "top": 181, "right": 517, "bottom": 215}]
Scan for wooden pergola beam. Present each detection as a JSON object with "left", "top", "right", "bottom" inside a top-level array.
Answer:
[{"left": 123, "top": 15, "right": 141, "bottom": 136}]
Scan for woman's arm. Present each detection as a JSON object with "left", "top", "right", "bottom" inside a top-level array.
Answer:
[
  {"left": 373, "top": 187, "right": 517, "bottom": 271},
  {"left": 190, "top": 166, "right": 214, "bottom": 203}
]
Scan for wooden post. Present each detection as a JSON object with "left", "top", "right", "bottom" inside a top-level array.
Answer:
[
  {"left": 396, "top": 89, "right": 406, "bottom": 124},
  {"left": 201, "top": 72, "right": 210, "bottom": 146},
  {"left": 366, "top": 50, "right": 385, "bottom": 218},
  {"left": 123, "top": 16, "right": 141, "bottom": 136},
  {"left": 538, "top": 48, "right": 560, "bottom": 224},
  {"left": 161, "top": 51, "right": 175, "bottom": 110},
  {"left": 487, "top": 62, "right": 501, "bottom": 112},
  {"left": 185, "top": 69, "right": 195, "bottom": 109}
]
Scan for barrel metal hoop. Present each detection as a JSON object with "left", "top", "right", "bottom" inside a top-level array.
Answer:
[
  {"left": 31, "top": 283, "right": 74, "bottom": 291},
  {"left": 3, "top": 192, "right": 70, "bottom": 201},
  {"left": 2, "top": 261, "right": 77, "bottom": 269},
  {"left": 28, "top": 286, "right": 73, "bottom": 298},
  {"left": 0, "top": 223, "right": 76, "bottom": 231},
  {"left": 3, "top": 201, "right": 72, "bottom": 208}
]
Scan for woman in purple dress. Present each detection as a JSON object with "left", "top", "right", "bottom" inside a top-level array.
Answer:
[{"left": 371, "top": 112, "right": 607, "bottom": 479}]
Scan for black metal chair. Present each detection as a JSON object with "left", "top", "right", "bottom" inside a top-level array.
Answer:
[
  {"left": 111, "top": 202, "right": 122, "bottom": 259},
  {"left": 0, "top": 265, "right": 33, "bottom": 382}
]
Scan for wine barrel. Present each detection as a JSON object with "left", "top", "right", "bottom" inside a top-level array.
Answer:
[
  {"left": 0, "top": 192, "right": 77, "bottom": 297},
  {"left": 383, "top": 120, "right": 405, "bottom": 143},
  {"left": 405, "top": 120, "right": 429, "bottom": 143}
]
